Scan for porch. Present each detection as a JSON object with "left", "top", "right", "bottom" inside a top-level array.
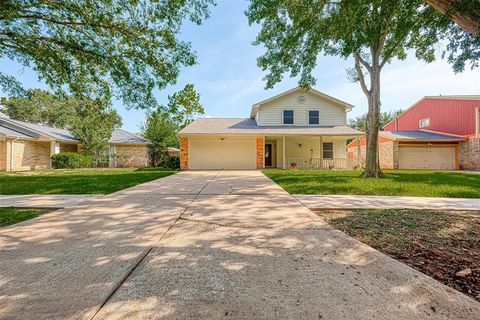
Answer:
[{"left": 264, "top": 135, "right": 361, "bottom": 170}]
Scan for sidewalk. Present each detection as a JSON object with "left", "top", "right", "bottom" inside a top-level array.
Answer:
[
  {"left": 0, "top": 195, "right": 101, "bottom": 208},
  {"left": 294, "top": 194, "right": 480, "bottom": 210}
]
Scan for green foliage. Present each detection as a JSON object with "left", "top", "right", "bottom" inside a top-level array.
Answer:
[
  {"left": 0, "top": 89, "right": 77, "bottom": 128},
  {"left": 69, "top": 100, "right": 122, "bottom": 163},
  {"left": 246, "top": 0, "right": 454, "bottom": 89},
  {"left": 141, "top": 84, "right": 203, "bottom": 166},
  {"left": 164, "top": 84, "right": 205, "bottom": 128},
  {"left": 349, "top": 109, "right": 404, "bottom": 131},
  {"left": 164, "top": 155, "right": 180, "bottom": 170},
  {"left": 0, "top": 0, "right": 214, "bottom": 109},
  {"left": 140, "top": 108, "right": 179, "bottom": 167},
  {"left": 51, "top": 152, "right": 93, "bottom": 169}
]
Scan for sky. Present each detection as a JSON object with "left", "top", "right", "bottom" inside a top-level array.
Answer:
[{"left": 1, "top": 0, "right": 479, "bottom": 133}]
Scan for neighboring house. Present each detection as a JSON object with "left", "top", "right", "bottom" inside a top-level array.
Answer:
[
  {"left": 0, "top": 116, "right": 149, "bottom": 171},
  {"left": 347, "top": 96, "right": 480, "bottom": 170},
  {"left": 178, "top": 87, "right": 363, "bottom": 170}
]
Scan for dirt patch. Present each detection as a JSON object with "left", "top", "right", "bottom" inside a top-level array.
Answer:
[{"left": 314, "top": 209, "right": 480, "bottom": 302}]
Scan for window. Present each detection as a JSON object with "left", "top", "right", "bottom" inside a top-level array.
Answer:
[
  {"left": 283, "top": 110, "right": 294, "bottom": 124},
  {"left": 308, "top": 110, "right": 319, "bottom": 125},
  {"left": 419, "top": 118, "right": 430, "bottom": 127},
  {"left": 323, "top": 142, "right": 333, "bottom": 159}
]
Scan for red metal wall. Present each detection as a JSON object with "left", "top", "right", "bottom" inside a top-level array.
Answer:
[{"left": 384, "top": 97, "right": 480, "bottom": 136}]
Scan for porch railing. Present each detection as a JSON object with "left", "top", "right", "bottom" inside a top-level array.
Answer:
[{"left": 284, "top": 158, "right": 357, "bottom": 170}]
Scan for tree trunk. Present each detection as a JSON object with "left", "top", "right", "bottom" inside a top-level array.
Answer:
[
  {"left": 362, "top": 53, "right": 383, "bottom": 178},
  {"left": 426, "top": 0, "right": 480, "bottom": 36}
]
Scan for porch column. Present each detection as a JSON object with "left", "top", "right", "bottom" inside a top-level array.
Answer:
[
  {"left": 356, "top": 137, "right": 362, "bottom": 167},
  {"left": 49, "top": 141, "right": 60, "bottom": 168},
  {"left": 282, "top": 136, "right": 286, "bottom": 169},
  {"left": 319, "top": 136, "right": 323, "bottom": 169}
]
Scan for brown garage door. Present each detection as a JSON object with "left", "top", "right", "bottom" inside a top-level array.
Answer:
[{"left": 398, "top": 146, "right": 455, "bottom": 170}]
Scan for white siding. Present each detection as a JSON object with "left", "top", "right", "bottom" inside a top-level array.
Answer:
[{"left": 256, "top": 91, "right": 347, "bottom": 126}]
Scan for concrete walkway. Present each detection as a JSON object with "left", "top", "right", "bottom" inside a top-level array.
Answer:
[
  {"left": 0, "top": 171, "right": 478, "bottom": 320},
  {"left": 295, "top": 194, "right": 480, "bottom": 210},
  {"left": 0, "top": 195, "right": 101, "bottom": 208}
]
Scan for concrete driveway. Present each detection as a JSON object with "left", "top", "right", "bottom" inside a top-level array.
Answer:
[{"left": 0, "top": 171, "right": 478, "bottom": 319}]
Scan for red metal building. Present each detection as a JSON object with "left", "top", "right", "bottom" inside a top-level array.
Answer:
[{"left": 384, "top": 96, "right": 480, "bottom": 137}]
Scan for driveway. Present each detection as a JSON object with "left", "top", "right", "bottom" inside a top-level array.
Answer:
[{"left": 0, "top": 171, "right": 478, "bottom": 319}]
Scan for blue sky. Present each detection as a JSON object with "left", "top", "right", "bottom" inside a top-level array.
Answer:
[{"left": 1, "top": 0, "right": 479, "bottom": 133}]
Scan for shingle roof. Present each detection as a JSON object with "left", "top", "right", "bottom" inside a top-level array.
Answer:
[
  {"left": 380, "top": 131, "right": 465, "bottom": 141},
  {"left": 0, "top": 117, "right": 147, "bottom": 144},
  {"left": 109, "top": 129, "right": 148, "bottom": 144},
  {"left": 0, "top": 125, "right": 35, "bottom": 139},
  {"left": 2, "top": 117, "right": 78, "bottom": 142},
  {"left": 179, "top": 118, "right": 363, "bottom": 136}
]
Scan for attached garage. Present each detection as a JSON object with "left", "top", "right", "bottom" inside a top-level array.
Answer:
[
  {"left": 188, "top": 137, "right": 257, "bottom": 169},
  {"left": 399, "top": 145, "right": 456, "bottom": 170}
]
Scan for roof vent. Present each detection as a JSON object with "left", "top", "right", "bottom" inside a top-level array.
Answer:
[{"left": 297, "top": 96, "right": 306, "bottom": 104}]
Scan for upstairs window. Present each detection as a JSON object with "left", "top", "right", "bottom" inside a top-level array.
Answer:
[
  {"left": 323, "top": 142, "right": 333, "bottom": 159},
  {"left": 419, "top": 118, "right": 430, "bottom": 128},
  {"left": 309, "top": 110, "right": 319, "bottom": 125},
  {"left": 283, "top": 110, "right": 294, "bottom": 124}
]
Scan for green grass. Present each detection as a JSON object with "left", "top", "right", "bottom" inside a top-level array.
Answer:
[
  {"left": 263, "top": 169, "right": 480, "bottom": 198},
  {"left": 0, "top": 168, "right": 175, "bottom": 195},
  {"left": 0, "top": 208, "right": 54, "bottom": 227}
]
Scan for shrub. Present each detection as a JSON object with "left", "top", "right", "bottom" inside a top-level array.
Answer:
[
  {"left": 51, "top": 152, "right": 93, "bottom": 169},
  {"left": 163, "top": 155, "right": 180, "bottom": 170}
]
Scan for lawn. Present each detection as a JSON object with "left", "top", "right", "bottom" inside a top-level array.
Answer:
[
  {"left": 0, "top": 208, "right": 54, "bottom": 227},
  {"left": 315, "top": 209, "right": 480, "bottom": 301},
  {"left": 263, "top": 169, "right": 480, "bottom": 198},
  {"left": 0, "top": 168, "right": 175, "bottom": 194}
]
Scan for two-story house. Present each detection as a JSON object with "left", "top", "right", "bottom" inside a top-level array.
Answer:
[
  {"left": 178, "top": 87, "right": 363, "bottom": 170},
  {"left": 347, "top": 95, "right": 480, "bottom": 170}
]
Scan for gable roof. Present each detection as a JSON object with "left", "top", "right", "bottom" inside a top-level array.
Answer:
[
  {"left": 0, "top": 116, "right": 147, "bottom": 144},
  {"left": 179, "top": 118, "right": 363, "bottom": 136},
  {"left": 0, "top": 124, "right": 36, "bottom": 139},
  {"left": 250, "top": 87, "right": 354, "bottom": 118}
]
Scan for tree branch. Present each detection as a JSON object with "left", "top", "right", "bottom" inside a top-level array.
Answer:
[{"left": 354, "top": 52, "right": 370, "bottom": 96}]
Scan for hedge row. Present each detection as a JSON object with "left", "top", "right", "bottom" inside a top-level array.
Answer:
[{"left": 51, "top": 152, "right": 94, "bottom": 169}]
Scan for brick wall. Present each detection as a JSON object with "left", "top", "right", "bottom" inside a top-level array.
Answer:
[
  {"left": 459, "top": 138, "right": 480, "bottom": 170},
  {"left": 347, "top": 141, "right": 398, "bottom": 169},
  {"left": 256, "top": 137, "right": 264, "bottom": 169},
  {"left": 180, "top": 137, "right": 188, "bottom": 170},
  {"left": 115, "top": 144, "right": 149, "bottom": 168},
  {"left": 11, "top": 140, "right": 50, "bottom": 171},
  {"left": 0, "top": 141, "right": 6, "bottom": 171}
]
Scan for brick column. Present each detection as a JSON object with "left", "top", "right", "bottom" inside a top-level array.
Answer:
[
  {"left": 180, "top": 137, "right": 189, "bottom": 170},
  {"left": 256, "top": 137, "right": 264, "bottom": 169}
]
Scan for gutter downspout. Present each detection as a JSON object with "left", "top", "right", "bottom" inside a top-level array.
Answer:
[
  {"left": 476, "top": 107, "right": 479, "bottom": 139},
  {"left": 10, "top": 137, "right": 18, "bottom": 172}
]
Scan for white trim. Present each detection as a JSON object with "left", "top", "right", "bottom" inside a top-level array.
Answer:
[
  {"left": 282, "top": 109, "right": 295, "bottom": 125},
  {"left": 307, "top": 110, "right": 320, "bottom": 125},
  {"left": 419, "top": 118, "right": 430, "bottom": 128}
]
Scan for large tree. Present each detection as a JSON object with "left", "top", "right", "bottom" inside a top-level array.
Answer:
[
  {"left": 427, "top": 0, "right": 480, "bottom": 35},
  {"left": 164, "top": 84, "right": 205, "bottom": 128},
  {"left": 0, "top": 0, "right": 213, "bottom": 108},
  {"left": 69, "top": 99, "right": 122, "bottom": 164},
  {"left": 246, "top": 0, "right": 477, "bottom": 178},
  {"left": 0, "top": 89, "right": 76, "bottom": 127}
]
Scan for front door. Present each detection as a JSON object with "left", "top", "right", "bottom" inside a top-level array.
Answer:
[{"left": 265, "top": 144, "right": 272, "bottom": 167}]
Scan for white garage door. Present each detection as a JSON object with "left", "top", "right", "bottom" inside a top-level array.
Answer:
[
  {"left": 189, "top": 138, "right": 256, "bottom": 169},
  {"left": 398, "top": 146, "right": 456, "bottom": 170}
]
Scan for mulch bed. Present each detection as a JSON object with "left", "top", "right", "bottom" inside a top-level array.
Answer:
[{"left": 314, "top": 209, "right": 480, "bottom": 302}]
